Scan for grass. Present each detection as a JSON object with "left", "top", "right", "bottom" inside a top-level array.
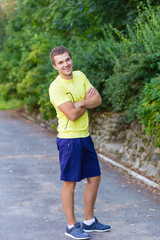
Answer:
[{"left": 0, "top": 97, "right": 24, "bottom": 110}]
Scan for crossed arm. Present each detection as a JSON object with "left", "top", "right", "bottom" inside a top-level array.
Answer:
[{"left": 58, "top": 87, "right": 102, "bottom": 122}]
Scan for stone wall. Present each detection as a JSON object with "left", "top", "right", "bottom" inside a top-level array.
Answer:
[
  {"left": 121, "top": 121, "right": 160, "bottom": 180},
  {"left": 90, "top": 111, "right": 160, "bottom": 181}
]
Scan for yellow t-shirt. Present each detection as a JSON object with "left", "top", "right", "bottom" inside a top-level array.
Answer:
[{"left": 49, "top": 71, "right": 93, "bottom": 138}]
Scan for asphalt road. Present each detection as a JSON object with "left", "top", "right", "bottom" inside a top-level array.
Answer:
[{"left": 0, "top": 110, "right": 160, "bottom": 240}]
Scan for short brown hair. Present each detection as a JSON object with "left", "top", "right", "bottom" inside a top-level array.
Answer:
[{"left": 50, "top": 46, "right": 72, "bottom": 64}]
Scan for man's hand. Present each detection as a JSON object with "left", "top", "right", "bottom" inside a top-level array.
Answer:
[
  {"left": 73, "top": 101, "right": 84, "bottom": 109},
  {"left": 83, "top": 87, "right": 102, "bottom": 108},
  {"left": 85, "top": 87, "right": 97, "bottom": 99},
  {"left": 73, "top": 87, "right": 102, "bottom": 109},
  {"left": 73, "top": 88, "right": 97, "bottom": 109}
]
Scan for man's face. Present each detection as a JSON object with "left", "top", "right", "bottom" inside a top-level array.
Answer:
[{"left": 53, "top": 52, "right": 73, "bottom": 79}]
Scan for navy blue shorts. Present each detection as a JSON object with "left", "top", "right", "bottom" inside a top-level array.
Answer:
[{"left": 56, "top": 135, "right": 101, "bottom": 182}]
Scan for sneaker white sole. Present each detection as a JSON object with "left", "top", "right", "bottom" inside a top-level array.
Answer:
[
  {"left": 65, "top": 232, "right": 90, "bottom": 239},
  {"left": 83, "top": 228, "right": 111, "bottom": 233}
]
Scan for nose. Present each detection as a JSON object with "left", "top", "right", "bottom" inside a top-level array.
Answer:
[{"left": 64, "top": 61, "right": 68, "bottom": 67}]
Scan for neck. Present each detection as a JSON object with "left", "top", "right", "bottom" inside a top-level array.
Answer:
[{"left": 60, "top": 73, "right": 73, "bottom": 80}]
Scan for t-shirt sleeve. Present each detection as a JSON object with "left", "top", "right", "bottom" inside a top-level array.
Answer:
[{"left": 49, "top": 83, "right": 71, "bottom": 107}]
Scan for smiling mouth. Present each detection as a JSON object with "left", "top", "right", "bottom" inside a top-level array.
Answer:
[{"left": 64, "top": 66, "right": 72, "bottom": 71}]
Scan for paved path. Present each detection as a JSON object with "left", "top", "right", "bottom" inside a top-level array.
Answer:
[{"left": 0, "top": 110, "right": 160, "bottom": 240}]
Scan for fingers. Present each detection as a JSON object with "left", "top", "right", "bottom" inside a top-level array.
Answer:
[
  {"left": 73, "top": 102, "right": 80, "bottom": 109},
  {"left": 73, "top": 101, "right": 84, "bottom": 109},
  {"left": 87, "top": 87, "right": 96, "bottom": 97}
]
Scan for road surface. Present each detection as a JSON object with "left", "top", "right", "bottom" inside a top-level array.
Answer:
[{"left": 0, "top": 110, "right": 159, "bottom": 240}]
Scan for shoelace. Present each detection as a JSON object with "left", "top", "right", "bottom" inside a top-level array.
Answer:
[
  {"left": 73, "top": 226, "right": 84, "bottom": 234},
  {"left": 93, "top": 220, "right": 107, "bottom": 230}
]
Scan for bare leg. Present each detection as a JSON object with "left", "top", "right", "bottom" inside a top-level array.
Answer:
[
  {"left": 84, "top": 176, "right": 101, "bottom": 220},
  {"left": 61, "top": 181, "right": 76, "bottom": 225}
]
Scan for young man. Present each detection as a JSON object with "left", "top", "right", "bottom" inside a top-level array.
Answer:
[{"left": 49, "top": 46, "right": 111, "bottom": 239}]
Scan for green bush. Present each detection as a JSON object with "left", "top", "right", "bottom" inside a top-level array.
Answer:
[
  {"left": 101, "top": 3, "right": 160, "bottom": 122},
  {"left": 0, "top": 82, "right": 17, "bottom": 101},
  {"left": 137, "top": 76, "right": 160, "bottom": 147}
]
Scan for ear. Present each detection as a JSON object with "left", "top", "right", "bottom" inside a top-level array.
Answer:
[{"left": 52, "top": 64, "right": 57, "bottom": 70}]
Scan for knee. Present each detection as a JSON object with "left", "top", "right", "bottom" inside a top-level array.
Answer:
[
  {"left": 95, "top": 175, "right": 101, "bottom": 185},
  {"left": 63, "top": 181, "right": 76, "bottom": 192},
  {"left": 88, "top": 175, "right": 101, "bottom": 185}
]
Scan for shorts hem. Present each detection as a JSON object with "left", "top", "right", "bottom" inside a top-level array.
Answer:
[{"left": 60, "top": 173, "right": 101, "bottom": 182}]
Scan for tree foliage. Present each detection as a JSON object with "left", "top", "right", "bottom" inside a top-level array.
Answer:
[{"left": 0, "top": 0, "right": 160, "bottom": 145}]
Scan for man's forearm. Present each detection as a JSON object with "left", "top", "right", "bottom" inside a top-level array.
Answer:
[
  {"left": 75, "top": 95, "right": 102, "bottom": 109},
  {"left": 58, "top": 100, "right": 86, "bottom": 122},
  {"left": 70, "top": 106, "right": 86, "bottom": 121}
]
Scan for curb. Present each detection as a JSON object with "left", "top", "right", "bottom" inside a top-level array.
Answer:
[{"left": 98, "top": 153, "right": 160, "bottom": 190}]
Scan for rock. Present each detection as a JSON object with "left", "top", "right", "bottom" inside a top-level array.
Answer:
[
  {"left": 95, "top": 118, "right": 103, "bottom": 125},
  {"left": 141, "top": 152, "right": 147, "bottom": 161},
  {"left": 146, "top": 165, "right": 158, "bottom": 177},
  {"left": 154, "top": 148, "right": 160, "bottom": 154},
  {"left": 132, "top": 158, "right": 140, "bottom": 169},
  {"left": 117, "top": 131, "right": 126, "bottom": 142},
  {"left": 156, "top": 169, "right": 160, "bottom": 179},
  {"left": 151, "top": 154, "right": 160, "bottom": 166},
  {"left": 121, "top": 154, "right": 130, "bottom": 163},
  {"left": 139, "top": 163, "right": 148, "bottom": 172}
]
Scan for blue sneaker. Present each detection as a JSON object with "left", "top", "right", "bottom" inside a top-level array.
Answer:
[
  {"left": 65, "top": 222, "right": 90, "bottom": 239},
  {"left": 82, "top": 217, "right": 111, "bottom": 232}
]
